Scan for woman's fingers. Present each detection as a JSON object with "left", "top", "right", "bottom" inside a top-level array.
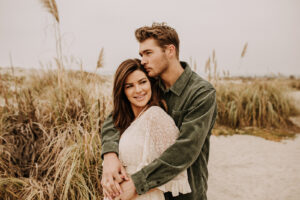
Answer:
[
  {"left": 102, "top": 176, "right": 118, "bottom": 198},
  {"left": 103, "top": 188, "right": 113, "bottom": 200}
]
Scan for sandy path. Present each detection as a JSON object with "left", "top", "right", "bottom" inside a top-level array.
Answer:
[{"left": 207, "top": 135, "right": 300, "bottom": 200}]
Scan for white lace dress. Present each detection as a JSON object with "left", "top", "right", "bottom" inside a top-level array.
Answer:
[{"left": 118, "top": 106, "right": 191, "bottom": 200}]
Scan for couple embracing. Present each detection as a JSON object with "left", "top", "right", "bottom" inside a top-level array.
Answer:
[{"left": 101, "top": 23, "right": 217, "bottom": 200}]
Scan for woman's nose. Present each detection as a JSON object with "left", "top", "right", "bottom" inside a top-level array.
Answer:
[{"left": 135, "top": 84, "right": 142, "bottom": 93}]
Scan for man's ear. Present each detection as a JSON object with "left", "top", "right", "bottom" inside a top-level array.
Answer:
[{"left": 166, "top": 44, "right": 176, "bottom": 58}]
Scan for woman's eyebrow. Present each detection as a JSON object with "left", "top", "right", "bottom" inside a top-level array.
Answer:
[
  {"left": 138, "top": 78, "right": 147, "bottom": 81},
  {"left": 124, "top": 82, "right": 133, "bottom": 85},
  {"left": 125, "top": 77, "right": 147, "bottom": 85}
]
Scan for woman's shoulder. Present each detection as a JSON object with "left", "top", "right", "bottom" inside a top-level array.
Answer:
[
  {"left": 146, "top": 105, "right": 167, "bottom": 115},
  {"left": 143, "top": 106, "right": 172, "bottom": 122}
]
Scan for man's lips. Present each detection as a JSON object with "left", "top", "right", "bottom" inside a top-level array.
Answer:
[{"left": 144, "top": 67, "right": 151, "bottom": 71}]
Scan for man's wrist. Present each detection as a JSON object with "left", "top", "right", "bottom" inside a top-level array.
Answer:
[
  {"left": 101, "top": 142, "right": 119, "bottom": 159},
  {"left": 131, "top": 170, "right": 149, "bottom": 195},
  {"left": 103, "top": 152, "right": 118, "bottom": 160}
]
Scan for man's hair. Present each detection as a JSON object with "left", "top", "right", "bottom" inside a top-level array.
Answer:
[{"left": 135, "top": 22, "right": 180, "bottom": 59}]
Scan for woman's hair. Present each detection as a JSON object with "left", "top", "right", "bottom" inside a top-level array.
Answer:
[{"left": 112, "top": 58, "right": 166, "bottom": 134}]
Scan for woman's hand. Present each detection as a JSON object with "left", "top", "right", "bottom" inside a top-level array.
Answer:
[{"left": 101, "top": 153, "right": 128, "bottom": 199}]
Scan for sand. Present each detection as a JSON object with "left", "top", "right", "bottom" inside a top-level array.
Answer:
[{"left": 207, "top": 135, "right": 300, "bottom": 200}]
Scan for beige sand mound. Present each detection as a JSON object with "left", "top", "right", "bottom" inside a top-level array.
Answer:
[{"left": 208, "top": 135, "right": 300, "bottom": 200}]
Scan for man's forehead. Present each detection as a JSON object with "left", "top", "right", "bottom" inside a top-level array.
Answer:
[{"left": 139, "top": 39, "right": 159, "bottom": 52}]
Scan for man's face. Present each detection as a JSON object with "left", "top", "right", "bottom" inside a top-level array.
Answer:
[{"left": 139, "top": 38, "right": 169, "bottom": 77}]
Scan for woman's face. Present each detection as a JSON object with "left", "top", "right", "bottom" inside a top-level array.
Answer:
[{"left": 124, "top": 70, "right": 152, "bottom": 116}]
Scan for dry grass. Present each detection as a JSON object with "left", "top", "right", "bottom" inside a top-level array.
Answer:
[
  {"left": 40, "top": 0, "right": 64, "bottom": 87},
  {"left": 196, "top": 46, "right": 300, "bottom": 140},
  {"left": 214, "top": 79, "right": 300, "bottom": 140},
  {"left": 40, "top": 0, "right": 59, "bottom": 23},
  {"left": 216, "top": 80, "right": 298, "bottom": 128},
  {"left": 288, "top": 77, "right": 300, "bottom": 90},
  {"left": 0, "top": 69, "right": 113, "bottom": 199},
  {"left": 213, "top": 125, "right": 299, "bottom": 142}
]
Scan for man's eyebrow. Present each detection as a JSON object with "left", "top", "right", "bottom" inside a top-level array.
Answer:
[{"left": 139, "top": 49, "right": 150, "bottom": 56}]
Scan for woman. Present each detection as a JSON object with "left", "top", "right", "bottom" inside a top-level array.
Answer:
[{"left": 104, "top": 59, "right": 191, "bottom": 200}]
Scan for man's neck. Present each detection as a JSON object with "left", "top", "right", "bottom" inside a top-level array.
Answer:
[{"left": 161, "top": 60, "right": 184, "bottom": 89}]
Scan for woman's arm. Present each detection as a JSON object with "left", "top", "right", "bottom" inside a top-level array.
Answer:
[{"left": 100, "top": 114, "right": 128, "bottom": 199}]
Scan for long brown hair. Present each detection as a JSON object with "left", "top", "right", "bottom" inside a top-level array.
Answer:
[{"left": 112, "top": 58, "right": 166, "bottom": 134}]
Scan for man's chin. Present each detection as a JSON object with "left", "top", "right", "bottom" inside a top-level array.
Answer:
[{"left": 147, "top": 72, "right": 157, "bottom": 78}]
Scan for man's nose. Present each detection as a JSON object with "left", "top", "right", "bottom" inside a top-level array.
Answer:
[{"left": 141, "top": 57, "right": 147, "bottom": 65}]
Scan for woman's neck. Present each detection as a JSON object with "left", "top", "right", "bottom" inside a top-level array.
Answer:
[{"left": 132, "top": 105, "right": 149, "bottom": 119}]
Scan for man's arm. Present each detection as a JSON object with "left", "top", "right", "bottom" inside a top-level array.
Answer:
[
  {"left": 131, "top": 88, "right": 217, "bottom": 195},
  {"left": 101, "top": 113, "right": 120, "bottom": 158}
]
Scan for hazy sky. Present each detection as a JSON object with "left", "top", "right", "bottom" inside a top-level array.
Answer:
[{"left": 0, "top": 0, "right": 299, "bottom": 76}]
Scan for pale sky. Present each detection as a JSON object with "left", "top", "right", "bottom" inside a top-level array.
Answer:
[{"left": 0, "top": 0, "right": 299, "bottom": 76}]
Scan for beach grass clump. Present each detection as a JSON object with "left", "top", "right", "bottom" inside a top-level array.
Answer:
[
  {"left": 216, "top": 81, "right": 298, "bottom": 129},
  {"left": 288, "top": 78, "right": 300, "bottom": 90},
  {"left": 0, "top": 69, "right": 113, "bottom": 199}
]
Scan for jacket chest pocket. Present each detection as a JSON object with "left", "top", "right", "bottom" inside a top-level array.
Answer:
[{"left": 171, "top": 109, "right": 189, "bottom": 128}]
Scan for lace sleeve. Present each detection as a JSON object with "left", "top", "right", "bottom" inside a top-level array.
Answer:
[{"left": 146, "top": 106, "right": 179, "bottom": 156}]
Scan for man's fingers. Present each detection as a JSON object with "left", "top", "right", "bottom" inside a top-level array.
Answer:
[
  {"left": 115, "top": 180, "right": 123, "bottom": 195},
  {"left": 120, "top": 166, "right": 129, "bottom": 181},
  {"left": 114, "top": 172, "right": 123, "bottom": 183}
]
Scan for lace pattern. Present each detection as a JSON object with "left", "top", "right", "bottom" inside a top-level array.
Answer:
[{"left": 119, "top": 106, "right": 191, "bottom": 199}]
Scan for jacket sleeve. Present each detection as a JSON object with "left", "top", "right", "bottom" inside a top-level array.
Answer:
[
  {"left": 131, "top": 89, "right": 217, "bottom": 195},
  {"left": 100, "top": 113, "right": 120, "bottom": 159}
]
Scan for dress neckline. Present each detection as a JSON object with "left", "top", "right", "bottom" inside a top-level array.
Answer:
[{"left": 136, "top": 105, "right": 149, "bottom": 119}]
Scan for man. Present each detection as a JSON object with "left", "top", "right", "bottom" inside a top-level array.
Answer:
[{"left": 101, "top": 23, "right": 217, "bottom": 200}]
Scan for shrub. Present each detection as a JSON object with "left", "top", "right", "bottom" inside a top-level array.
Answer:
[
  {"left": 0, "top": 70, "right": 112, "bottom": 200},
  {"left": 216, "top": 81, "right": 297, "bottom": 128}
]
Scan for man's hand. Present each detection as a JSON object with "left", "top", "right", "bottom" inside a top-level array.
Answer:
[
  {"left": 117, "top": 177, "right": 138, "bottom": 200},
  {"left": 101, "top": 153, "right": 128, "bottom": 199}
]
